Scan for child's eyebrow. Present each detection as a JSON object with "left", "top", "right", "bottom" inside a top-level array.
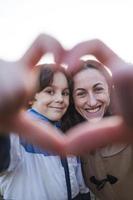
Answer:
[{"left": 74, "top": 88, "right": 86, "bottom": 92}]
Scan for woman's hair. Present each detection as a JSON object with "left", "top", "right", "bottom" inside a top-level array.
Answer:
[
  {"left": 34, "top": 63, "right": 73, "bottom": 133},
  {"left": 74, "top": 59, "right": 112, "bottom": 92},
  {"left": 66, "top": 59, "right": 114, "bottom": 130}
]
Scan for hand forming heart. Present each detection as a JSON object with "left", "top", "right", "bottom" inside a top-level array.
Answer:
[
  {"left": 0, "top": 34, "right": 133, "bottom": 155},
  {"left": 0, "top": 34, "right": 67, "bottom": 154},
  {"left": 64, "top": 40, "right": 133, "bottom": 155}
]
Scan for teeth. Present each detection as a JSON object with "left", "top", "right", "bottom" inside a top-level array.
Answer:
[{"left": 86, "top": 106, "right": 100, "bottom": 113}]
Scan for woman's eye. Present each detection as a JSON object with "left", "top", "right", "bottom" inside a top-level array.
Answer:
[
  {"left": 95, "top": 87, "right": 104, "bottom": 92},
  {"left": 76, "top": 92, "right": 86, "bottom": 97}
]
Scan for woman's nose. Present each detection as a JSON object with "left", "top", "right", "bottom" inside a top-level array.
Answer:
[{"left": 87, "top": 93, "right": 97, "bottom": 106}]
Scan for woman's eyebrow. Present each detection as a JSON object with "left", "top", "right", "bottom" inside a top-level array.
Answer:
[{"left": 94, "top": 82, "right": 104, "bottom": 87}]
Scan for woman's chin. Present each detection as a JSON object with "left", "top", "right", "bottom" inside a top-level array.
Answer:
[{"left": 87, "top": 117, "right": 102, "bottom": 123}]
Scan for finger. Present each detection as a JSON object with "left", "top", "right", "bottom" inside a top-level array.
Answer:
[
  {"left": 11, "top": 111, "right": 66, "bottom": 155},
  {"left": 20, "top": 34, "right": 65, "bottom": 68},
  {"left": 64, "top": 39, "right": 124, "bottom": 74},
  {"left": 113, "top": 65, "right": 133, "bottom": 128},
  {"left": 65, "top": 116, "right": 129, "bottom": 155},
  {"left": 0, "top": 60, "right": 38, "bottom": 118}
]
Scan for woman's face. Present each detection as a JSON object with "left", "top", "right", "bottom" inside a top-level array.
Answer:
[
  {"left": 33, "top": 72, "right": 69, "bottom": 121},
  {"left": 73, "top": 68, "right": 110, "bottom": 123}
]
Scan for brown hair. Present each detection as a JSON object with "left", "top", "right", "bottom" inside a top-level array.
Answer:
[
  {"left": 32, "top": 63, "right": 73, "bottom": 132},
  {"left": 65, "top": 60, "right": 114, "bottom": 130},
  {"left": 36, "top": 63, "right": 71, "bottom": 92},
  {"left": 76, "top": 59, "right": 112, "bottom": 91}
]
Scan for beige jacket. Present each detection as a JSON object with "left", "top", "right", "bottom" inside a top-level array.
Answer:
[{"left": 82, "top": 143, "right": 133, "bottom": 200}]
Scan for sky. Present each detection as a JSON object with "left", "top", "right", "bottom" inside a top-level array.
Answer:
[{"left": 0, "top": 0, "right": 133, "bottom": 64}]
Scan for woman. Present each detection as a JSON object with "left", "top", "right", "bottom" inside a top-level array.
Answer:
[
  {"left": 0, "top": 64, "right": 90, "bottom": 200},
  {"left": 67, "top": 59, "right": 133, "bottom": 200}
]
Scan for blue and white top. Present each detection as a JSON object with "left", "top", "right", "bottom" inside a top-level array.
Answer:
[{"left": 0, "top": 109, "right": 89, "bottom": 200}]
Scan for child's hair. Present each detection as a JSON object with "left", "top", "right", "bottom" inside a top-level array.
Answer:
[
  {"left": 36, "top": 64, "right": 71, "bottom": 92},
  {"left": 34, "top": 63, "right": 73, "bottom": 133}
]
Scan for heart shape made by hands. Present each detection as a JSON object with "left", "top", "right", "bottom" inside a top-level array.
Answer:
[{"left": 0, "top": 33, "right": 133, "bottom": 155}]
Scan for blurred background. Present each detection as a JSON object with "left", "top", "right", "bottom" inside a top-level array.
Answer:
[{"left": 0, "top": 0, "right": 133, "bottom": 64}]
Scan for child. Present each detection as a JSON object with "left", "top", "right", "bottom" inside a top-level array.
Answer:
[{"left": 0, "top": 64, "right": 90, "bottom": 200}]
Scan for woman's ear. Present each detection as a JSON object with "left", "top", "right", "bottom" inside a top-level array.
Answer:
[{"left": 107, "top": 94, "right": 111, "bottom": 107}]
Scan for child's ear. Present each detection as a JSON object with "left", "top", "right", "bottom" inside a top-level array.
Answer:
[
  {"left": 28, "top": 93, "right": 38, "bottom": 108},
  {"left": 35, "top": 93, "right": 38, "bottom": 100},
  {"left": 28, "top": 100, "right": 34, "bottom": 108},
  {"left": 34, "top": 91, "right": 40, "bottom": 101}
]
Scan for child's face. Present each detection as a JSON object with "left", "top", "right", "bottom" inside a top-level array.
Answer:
[
  {"left": 33, "top": 72, "right": 69, "bottom": 121},
  {"left": 73, "top": 68, "right": 110, "bottom": 123}
]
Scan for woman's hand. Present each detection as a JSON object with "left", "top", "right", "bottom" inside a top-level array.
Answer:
[
  {"left": 0, "top": 33, "right": 65, "bottom": 131},
  {"left": 64, "top": 39, "right": 125, "bottom": 75},
  {"left": 0, "top": 34, "right": 67, "bottom": 155}
]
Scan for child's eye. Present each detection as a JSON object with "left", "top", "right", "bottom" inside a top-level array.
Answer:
[
  {"left": 45, "top": 89, "right": 54, "bottom": 95},
  {"left": 62, "top": 90, "right": 70, "bottom": 96}
]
